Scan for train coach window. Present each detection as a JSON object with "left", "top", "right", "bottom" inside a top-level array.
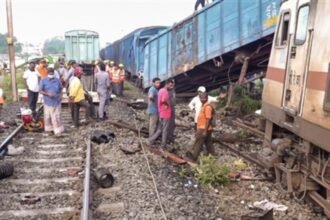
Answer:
[
  {"left": 276, "top": 12, "right": 290, "bottom": 47},
  {"left": 295, "top": 5, "right": 310, "bottom": 45},
  {"left": 324, "top": 64, "right": 330, "bottom": 112}
]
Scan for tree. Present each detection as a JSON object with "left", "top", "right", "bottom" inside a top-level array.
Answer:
[
  {"left": 0, "top": 33, "right": 23, "bottom": 54},
  {"left": 42, "top": 37, "right": 65, "bottom": 55}
]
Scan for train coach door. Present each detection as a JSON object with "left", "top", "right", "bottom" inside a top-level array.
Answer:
[{"left": 283, "top": 1, "right": 311, "bottom": 116}]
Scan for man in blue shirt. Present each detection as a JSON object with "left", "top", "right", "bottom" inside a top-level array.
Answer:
[
  {"left": 39, "top": 67, "right": 64, "bottom": 136},
  {"left": 147, "top": 77, "right": 160, "bottom": 137}
]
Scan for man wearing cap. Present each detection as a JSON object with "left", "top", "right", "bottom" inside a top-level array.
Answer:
[
  {"left": 39, "top": 67, "right": 64, "bottom": 136},
  {"left": 112, "top": 64, "right": 122, "bottom": 96},
  {"left": 69, "top": 67, "right": 92, "bottom": 127},
  {"left": 186, "top": 92, "right": 215, "bottom": 161},
  {"left": 95, "top": 62, "right": 111, "bottom": 120},
  {"left": 188, "top": 86, "right": 226, "bottom": 129},
  {"left": 23, "top": 61, "right": 40, "bottom": 117},
  {"left": 37, "top": 58, "right": 48, "bottom": 79}
]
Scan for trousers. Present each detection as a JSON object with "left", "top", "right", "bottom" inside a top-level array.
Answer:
[
  {"left": 28, "top": 90, "right": 39, "bottom": 113},
  {"left": 189, "top": 130, "right": 215, "bottom": 160},
  {"left": 98, "top": 93, "right": 109, "bottom": 119},
  {"left": 167, "top": 110, "right": 175, "bottom": 143},
  {"left": 149, "top": 114, "right": 159, "bottom": 138},
  {"left": 148, "top": 118, "right": 170, "bottom": 148},
  {"left": 72, "top": 100, "right": 91, "bottom": 127}
]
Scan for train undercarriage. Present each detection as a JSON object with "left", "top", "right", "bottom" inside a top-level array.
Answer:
[{"left": 258, "top": 119, "right": 330, "bottom": 217}]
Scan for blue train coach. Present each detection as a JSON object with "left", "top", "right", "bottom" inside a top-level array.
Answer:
[
  {"left": 100, "top": 26, "right": 167, "bottom": 80},
  {"left": 143, "top": 0, "right": 280, "bottom": 93}
]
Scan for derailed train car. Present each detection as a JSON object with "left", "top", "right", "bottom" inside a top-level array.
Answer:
[
  {"left": 100, "top": 26, "right": 167, "bottom": 81},
  {"left": 260, "top": 0, "right": 330, "bottom": 216},
  {"left": 143, "top": 0, "right": 280, "bottom": 93}
]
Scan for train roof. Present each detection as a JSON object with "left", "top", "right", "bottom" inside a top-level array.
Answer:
[{"left": 65, "top": 30, "right": 99, "bottom": 37}]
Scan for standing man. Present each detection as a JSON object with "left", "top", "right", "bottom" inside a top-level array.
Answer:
[
  {"left": 168, "top": 79, "right": 176, "bottom": 144},
  {"left": 111, "top": 65, "right": 121, "bottom": 96},
  {"left": 194, "top": 0, "right": 205, "bottom": 11},
  {"left": 57, "top": 62, "right": 67, "bottom": 85},
  {"left": 69, "top": 67, "right": 92, "bottom": 128},
  {"left": 37, "top": 58, "right": 48, "bottom": 79},
  {"left": 186, "top": 92, "right": 215, "bottom": 161},
  {"left": 148, "top": 79, "right": 174, "bottom": 150},
  {"left": 23, "top": 61, "right": 40, "bottom": 117},
  {"left": 188, "top": 86, "right": 226, "bottom": 129},
  {"left": 39, "top": 67, "right": 64, "bottom": 136},
  {"left": 64, "top": 60, "right": 78, "bottom": 90},
  {"left": 147, "top": 77, "right": 161, "bottom": 137},
  {"left": 95, "top": 62, "right": 111, "bottom": 120},
  {"left": 118, "top": 64, "right": 125, "bottom": 96}
]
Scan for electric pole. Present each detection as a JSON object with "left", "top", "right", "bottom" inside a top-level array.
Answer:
[{"left": 6, "top": 0, "right": 17, "bottom": 102}]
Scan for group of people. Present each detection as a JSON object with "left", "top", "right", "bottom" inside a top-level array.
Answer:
[
  {"left": 147, "top": 77, "right": 226, "bottom": 161},
  {"left": 23, "top": 58, "right": 124, "bottom": 136}
]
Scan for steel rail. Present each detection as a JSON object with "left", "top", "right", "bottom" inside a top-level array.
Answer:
[{"left": 81, "top": 134, "right": 91, "bottom": 220}]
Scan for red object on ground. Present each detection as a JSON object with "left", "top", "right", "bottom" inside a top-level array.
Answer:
[{"left": 22, "top": 115, "right": 32, "bottom": 124}]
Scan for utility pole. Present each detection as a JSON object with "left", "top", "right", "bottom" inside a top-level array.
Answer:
[{"left": 6, "top": 0, "right": 17, "bottom": 102}]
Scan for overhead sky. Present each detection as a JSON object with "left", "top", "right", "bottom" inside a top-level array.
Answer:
[{"left": 0, "top": 0, "right": 198, "bottom": 47}]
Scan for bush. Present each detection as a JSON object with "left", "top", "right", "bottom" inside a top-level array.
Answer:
[
  {"left": 192, "top": 155, "right": 231, "bottom": 187},
  {"left": 1, "top": 68, "right": 25, "bottom": 103}
]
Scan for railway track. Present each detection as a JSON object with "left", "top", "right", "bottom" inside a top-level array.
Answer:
[{"left": 0, "top": 106, "right": 88, "bottom": 220}]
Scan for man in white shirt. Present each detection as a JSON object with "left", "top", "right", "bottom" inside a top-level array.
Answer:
[
  {"left": 188, "top": 86, "right": 226, "bottom": 129},
  {"left": 23, "top": 61, "right": 40, "bottom": 116}
]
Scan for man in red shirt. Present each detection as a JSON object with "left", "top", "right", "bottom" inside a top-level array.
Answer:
[
  {"left": 148, "top": 79, "right": 174, "bottom": 149},
  {"left": 186, "top": 92, "right": 215, "bottom": 161}
]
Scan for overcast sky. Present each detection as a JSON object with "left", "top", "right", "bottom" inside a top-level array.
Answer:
[{"left": 0, "top": 0, "right": 196, "bottom": 48}]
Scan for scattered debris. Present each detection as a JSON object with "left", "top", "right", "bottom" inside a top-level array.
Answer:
[
  {"left": 7, "top": 144, "right": 25, "bottom": 156},
  {"left": 94, "top": 168, "right": 114, "bottom": 188},
  {"left": 108, "top": 120, "right": 149, "bottom": 137},
  {"left": 91, "top": 130, "right": 115, "bottom": 144},
  {"left": 253, "top": 199, "right": 288, "bottom": 212},
  {"left": 0, "top": 162, "right": 14, "bottom": 180},
  {"left": 20, "top": 195, "right": 41, "bottom": 205},
  {"left": 66, "top": 167, "right": 81, "bottom": 177},
  {"left": 241, "top": 208, "right": 273, "bottom": 220},
  {"left": 234, "top": 159, "right": 248, "bottom": 170},
  {"left": 119, "top": 143, "right": 141, "bottom": 154}
]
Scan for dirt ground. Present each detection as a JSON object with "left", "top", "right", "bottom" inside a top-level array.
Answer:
[{"left": 85, "top": 84, "right": 327, "bottom": 220}]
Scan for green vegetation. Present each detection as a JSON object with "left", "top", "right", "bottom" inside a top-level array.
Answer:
[
  {"left": 1, "top": 68, "right": 25, "bottom": 103},
  {"left": 0, "top": 33, "right": 22, "bottom": 54},
  {"left": 42, "top": 37, "right": 65, "bottom": 55},
  {"left": 215, "top": 85, "right": 261, "bottom": 116},
  {"left": 124, "top": 82, "right": 134, "bottom": 91},
  {"left": 191, "top": 155, "right": 231, "bottom": 187}
]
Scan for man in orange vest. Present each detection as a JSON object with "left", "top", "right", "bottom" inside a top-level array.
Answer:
[
  {"left": 37, "top": 58, "right": 48, "bottom": 79},
  {"left": 186, "top": 92, "right": 216, "bottom": 161},
  {"left": 118, "top": 63, "right": 125, "bottom": 96},
  {"left": 112, "top": 64, "right": 122, "bottom": 96}
]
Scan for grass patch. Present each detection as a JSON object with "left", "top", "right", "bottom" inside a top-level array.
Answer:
[
  {"left": 191, "top": 155, "right": 231, "bottom": 187},
  {"left": 124, "top": 82, "right": 134, "bottom": 91},
  {"left": 1, "top": 68, "right": 25, "bottom": 103}
]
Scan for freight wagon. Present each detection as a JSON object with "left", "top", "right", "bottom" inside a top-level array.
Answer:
[
  {"left": 143, "top": 0, "right": 280, "bottom": 93},
  {"left": 100, "top": 26, "right": 167, "bottom": 81},
  {"left": 65, "top": 30, "right": 100, "bottom": 90}
]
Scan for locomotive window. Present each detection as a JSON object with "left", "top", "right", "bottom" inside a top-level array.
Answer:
[
  {"left": 295, "top": 5, "right": 310, "bottom": 45},
  {"left": 276, "top": 12, "right": 290, "bottom": 47}
]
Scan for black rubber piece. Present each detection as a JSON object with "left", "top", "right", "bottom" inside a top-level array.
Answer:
[
  {"left": 0, "top": 163, "right": 14, "bottom": 179},
  {"left": 95, "top": 168, "right": 114, "bottom": 188}
]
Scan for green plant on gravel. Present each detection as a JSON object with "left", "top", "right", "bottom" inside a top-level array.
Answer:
[
  {"left": 1, "top": 69, "right": 25, "bottom": 103},
  {"left": 179, "top": 166, "right": 193, "bottom": 178},
  {"left": 191, "top": 155, "right": 231, "bottom": 187}
]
